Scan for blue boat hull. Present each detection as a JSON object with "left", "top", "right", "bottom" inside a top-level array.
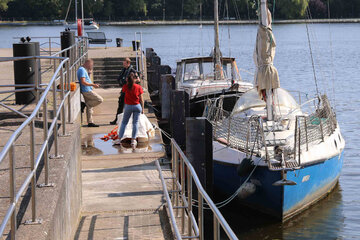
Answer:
[{"left": 213, "top": 152, "right": 344, "bottom": 221}]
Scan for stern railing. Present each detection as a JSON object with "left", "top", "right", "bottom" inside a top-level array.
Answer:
[{"left": 294, "top": 95, "right": 337, "bottom": 164}]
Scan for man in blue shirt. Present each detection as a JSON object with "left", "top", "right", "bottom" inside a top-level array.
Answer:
[{"left": 77, "top": 59, "right": 103, "bottom": 127}]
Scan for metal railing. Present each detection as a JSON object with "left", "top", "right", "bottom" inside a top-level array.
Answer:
[
  {"left": 156, "top": 139, "right": 238, "bottom": 240},
  {"left": 0, "top": 38, "right": 88, "bottom": 239},
  {"left": 294, "top": 95, "right": 337, "bottom": 164},
  {"left": 13, "top": 36, "right": 61, "bottom": 56}
]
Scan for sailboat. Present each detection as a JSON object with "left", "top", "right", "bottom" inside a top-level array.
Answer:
[
  {"left": 205, "top": 0, "right": 345, "bottom": 221},
  {"left": 64, "top": 0, "right": 99, "bottom": 31},
  {"left": 174, "top": 0, "right": 253, "bottom": 116}
]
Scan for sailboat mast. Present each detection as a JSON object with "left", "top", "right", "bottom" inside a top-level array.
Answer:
[
  {"left": 260, "top": 0, "right": 274, "bottom": 120},
  {"left": 81, "top": 0, "right": 84, "bottom": 33},
  {"left": 75, "top": 0, "right": 77, "bottom": 22},
  {"left": 214, "top": 0, "right": 221, "bottom": 80}
]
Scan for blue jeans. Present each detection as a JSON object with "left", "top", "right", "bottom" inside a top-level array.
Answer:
[{"left": 118, "top": 104, "right": 142, "bottom": 139}]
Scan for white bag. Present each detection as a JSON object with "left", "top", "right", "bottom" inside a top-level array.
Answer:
[{"left": 116, "top": 113, "right": 155, "bottom": 141}]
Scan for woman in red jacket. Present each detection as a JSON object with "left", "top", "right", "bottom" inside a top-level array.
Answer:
[{"left": 118, "top": 73, "right": 144, "bottom": 148}]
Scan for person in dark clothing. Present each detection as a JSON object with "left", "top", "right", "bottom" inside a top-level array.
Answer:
[{"left": 110, "top": 57, "right": 137, "bottom": 125}]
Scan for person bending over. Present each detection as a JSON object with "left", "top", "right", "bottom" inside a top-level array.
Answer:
[
  {"left": 77, "top": 59, "right": 103, "bottom": 127},
  {"left": 118, "top": 72, "right": 144, "bottom": 148},
  {"left": 110, "top": 57, "right": 137, "bottom": 125}
]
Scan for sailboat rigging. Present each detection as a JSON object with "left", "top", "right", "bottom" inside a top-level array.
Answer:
[{"left": 173, "top": 0, "right": 253, "bottom": 117}]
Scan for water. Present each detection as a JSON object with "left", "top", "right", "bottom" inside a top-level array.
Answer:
[
  {"left": 1, "top": 23, "right": 359, "bottom": 239},
  {"left": 81, "top": 133, "right": 164, "bottom": 155}
]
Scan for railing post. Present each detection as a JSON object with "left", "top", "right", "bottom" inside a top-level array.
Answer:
[
  {"left": 50, "top": 80, "right": 63, "bottom": 159},
  {"left": 34, "top": 58, "right": 40, "bottom": 117},
  {"left": 37, "top": 99, "right": 55, "bottom": 188},
  {"left": 66, "top": 61, "right": 72, "bottom": 123},
  {"left": 213, "top": 216, "right": 220, "bottom": 240},
  {"left": 294, "top": 117, "right": 298, "bottom": 161},
  {"left": 298, "top": 122, "right": 301, "bottom": 165},
  {"left": 24, "top": 121, "right": 42, "bottom": 225},
  {"left": 304, "top": 117, "right": 309, "bottom": 151},
  {"left": 180, "top": 156, "right": 185, "bottom": 234},
  {"left": 187, "top": 168, "right": 192, "bottom": 236},
  {"left": 9, "top": 144, "right": 16, "bottom": 240},
  {"left": 30, "top": 121, "right": 36, "bottom": 222},
  {"left": 198, "top": 193, "right": 204, "bottom": 240},
  {"left": 227, "top": 116, "right": 231, "bottom": 146},
  {"left": 319, "top": 117, "right": 325, "bottom": 142},
  {"left": 48, "top": 37, "right": 51, "bottom": 56},
  {"left": 171, "top": 142, "right": 175, "bottom": 206},
  {"left": 59, "top": 67, "right": 69, "bottom": 136},
  {"left": 60, "top": 67, "right": 65, "bottom": 135},
  {"left": 53, "top": 56, "right": 56, "bottom": 74},
  {"left": 43, "top": 101, "right": 49, "bottom": 184},
  {"left": 245, "top": 122, "right": 250, "bottom": 157},
  {"left": 175, "top": 149, "right": 179, "bottom": 217}
]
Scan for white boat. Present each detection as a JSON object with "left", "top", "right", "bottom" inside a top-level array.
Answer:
[
  {"left": 173, "top": 0, "right": 253, "bottom": 116},
  {"left": 64, "top": 0, "right": 100, "bottom": 31},
  {"left": 204, "top": 0, "right": 345, "bottom": 221},
  {"left": 175, "top": 56, "right": 253, "bottom": 116},
  {"left": 66, "top": 19, "right": 99, "bottom": 30}
]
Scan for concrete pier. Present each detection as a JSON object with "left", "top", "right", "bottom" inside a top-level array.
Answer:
[
  {"left": 73, "top": 47, "right": 171, "bottom": 239},
  {"left": 0, "top": 45, "right": 172, "bottom": 239},
  {"left": 74, "top": 88, "right": 172, "bottom": 239}
]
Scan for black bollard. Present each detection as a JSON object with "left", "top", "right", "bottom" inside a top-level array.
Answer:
[
  {"left": 170, "top": 90, "right": 189, "bottom": 149},
  {"left": 185, "top": 117, "right": 213, "bottom": 194},
  {"left": 13, "top": 42, "right": 37, "bottom": 104},
  {"left": 160, "top": 74, "right": 175, "bottom": 120},
  {"left": 60, "top": 31, "right": 75, "bottom": 64},
  {"left": 116, "top": 38, "right": 123, "bottom": 47},
  {"left": 186, "top": 117, "right": 214, "bottom": 239},
  {"left": 132, "top": 40, "right": 140, "bottom": 51}
]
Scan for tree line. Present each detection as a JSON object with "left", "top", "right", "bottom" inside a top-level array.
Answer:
[{"left": 0, "top": 0, "right": 360, "bottom": 21}]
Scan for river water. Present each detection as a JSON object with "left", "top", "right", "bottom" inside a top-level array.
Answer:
[{"left": 1, "top": 23, "right": 359, "bottom": 239}]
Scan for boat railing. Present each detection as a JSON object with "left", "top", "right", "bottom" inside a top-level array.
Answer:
[
  {"left": 156, "top": 139, "right": 238, "bottom": 239},
  {"left": 0, "top": 39, "right": 88, "bottom": 239},
  {"left": 294, "top": 95, "right": 337, "bottom": 164},
  {"left": 288, "top": 90, "right": 311, "bottom": 106},
  {"left": 205, "top": 94, "right": 337, "bottom": 169},
  {"left": 204, "top": 99, "right": 265, "bottom": 157}
]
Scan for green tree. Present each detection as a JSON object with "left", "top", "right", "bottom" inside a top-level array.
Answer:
[
  {"left": 275, "top": 0, "right": 309, "bottom": 19},
  {"left": 0, "top": 0, "right": 10, "bottom": 12}
]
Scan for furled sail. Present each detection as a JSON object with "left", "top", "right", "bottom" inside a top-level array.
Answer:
[{"left": 254, "top": 0, "right": 280, "bottom": 96}]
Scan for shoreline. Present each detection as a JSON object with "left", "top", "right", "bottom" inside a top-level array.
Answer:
[{"left": 0, "top": 18, "right": 360, "bottom": 26}]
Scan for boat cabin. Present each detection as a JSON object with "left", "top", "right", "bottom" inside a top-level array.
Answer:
[
  {"left": 175, "top": 57, "right": 247, "bottom": 99},
  {"left": 175, "top": 56, "right": 241, "bottom": 83}
]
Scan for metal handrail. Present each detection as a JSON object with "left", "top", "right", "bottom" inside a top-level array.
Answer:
[
  {"left": 157, "top": 138, "right": 238, "bottom": 240},
  {"left": 0, "top": 38, "right": 88, "bottom": 239}
]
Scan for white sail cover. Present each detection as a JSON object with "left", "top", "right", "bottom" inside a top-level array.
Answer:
[{"left": 254, "top": 9, "right": 280, "bottom": 93}]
